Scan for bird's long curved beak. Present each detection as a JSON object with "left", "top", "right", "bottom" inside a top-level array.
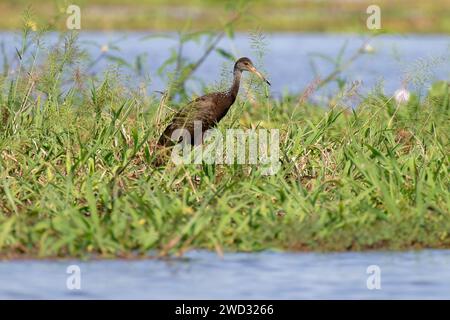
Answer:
[{"left": 250, "top": 66, "right": 271, "bottom": 86}]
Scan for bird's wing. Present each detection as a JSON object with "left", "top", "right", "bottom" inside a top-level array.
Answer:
[
  {"left": 173, "top": 93, "right": 222, "bottom": 127},
  {"left": 158, "top": 94, "right": 218, "bottom": 145}
]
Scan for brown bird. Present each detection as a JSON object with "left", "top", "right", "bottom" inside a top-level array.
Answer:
[{"left": 157, "top": 57, "right": 270, "bottom": 146}]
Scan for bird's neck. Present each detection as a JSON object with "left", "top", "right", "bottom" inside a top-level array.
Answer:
[{"left": 228, "top": 69, "right": 242, "bottom": 101}]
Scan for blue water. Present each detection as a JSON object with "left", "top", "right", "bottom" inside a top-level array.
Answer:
[
  {"left": 0, "top": 32, "right": 448, "bottom": 98},
  {"left": 1, "top": 250, "right": 450, "bottom": 299}
]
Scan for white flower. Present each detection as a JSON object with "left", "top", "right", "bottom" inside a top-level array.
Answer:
[
  {"left": 100, "top": 44, "right": 109, "bottom": 53},
  {"left": 362, "top": 43, "right": 375, "bottom": 54},
  {"left": 394, "top": 88, "right": 410, "bottom": 105}
]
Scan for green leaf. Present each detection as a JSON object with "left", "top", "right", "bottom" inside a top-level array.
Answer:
[
  {"left": 105, "top": 54, "right": 132, "bottom": 68},
  {"left": 215, "top": 48, "right": 235, "bottom": 61}
]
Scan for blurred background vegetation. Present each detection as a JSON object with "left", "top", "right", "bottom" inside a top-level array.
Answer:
[{"left": 0, "top": 0, "right": 449, "bottom": 33}]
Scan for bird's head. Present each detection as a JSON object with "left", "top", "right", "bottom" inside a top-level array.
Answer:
[{"left": 234, "top": 57, "right": 271, "bottom": 86}]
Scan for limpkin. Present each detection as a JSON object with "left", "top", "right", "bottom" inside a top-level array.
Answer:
[{"left": 157, "top": 57, "right": 270, "bottom": 146}]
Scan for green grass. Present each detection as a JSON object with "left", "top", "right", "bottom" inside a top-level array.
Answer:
[{"left": 0, "top": 30, "right": 449, "bottom": 259}]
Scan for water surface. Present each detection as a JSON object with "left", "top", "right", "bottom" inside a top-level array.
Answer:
[
  {"left": 1, "top": 32, "right": 448, "bottom": 97},
  {"left": 1, "top": 250, "right": 449, "bottom": 299}
]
